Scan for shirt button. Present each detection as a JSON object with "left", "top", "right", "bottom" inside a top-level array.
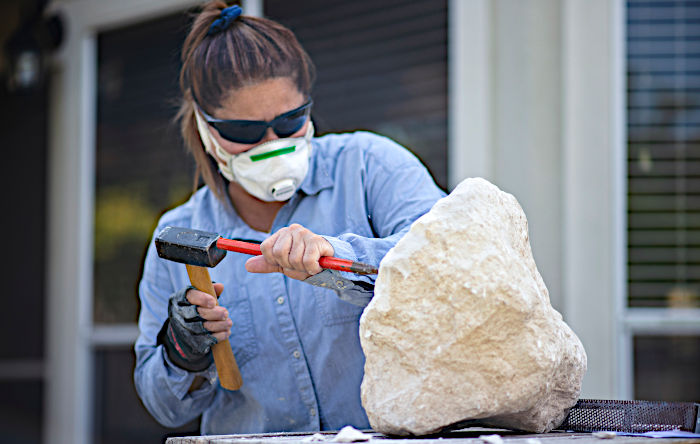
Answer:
[
  {"left": 310, "top": 408, "right": 316, "bottom": 416},
  {"left": 293, "top": 350, "right": 301, "bottom": 359},
  {"left": 277, "top": 297, "right": 285, "bottom": 305}
]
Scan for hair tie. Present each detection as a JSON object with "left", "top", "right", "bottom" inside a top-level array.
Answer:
[{"left": 207, "top": 5, "right": 242, "bottom": 36}]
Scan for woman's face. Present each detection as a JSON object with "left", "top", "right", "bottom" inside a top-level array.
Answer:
[{"left": 206, "top": 77, "right": 308, "bottom": 159}]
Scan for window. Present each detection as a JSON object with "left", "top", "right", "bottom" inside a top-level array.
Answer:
[
  {"left": 265, "top": 0, "right": 448, "bottom": 190},
  {"left": 95, "top": 12, "right": 196, "bottom": 324},
  {"left": 633, "top": 335, "right": 700, "bottom": 401},
  {"left": 626, "top": 0, "right": 700, "bottom": 402}
]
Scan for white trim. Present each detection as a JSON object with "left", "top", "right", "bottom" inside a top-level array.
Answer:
[
  {"left": 561, "top": 0, "right": 618, "bottom": 399},
  {"left": 447, "top": 0, "right": 492, "bottom": 189},
  {"left": 625, "top": 309, "right": 700, "bottom": 334},
  {"left": 50, "top": 0, "right": 260, "bottom": 32},
  {"left": 45, "top": 29, "right": 96, "bottom": 444},
  {"left": 612, "top": 0, "right": 629, "bottom": 400},
  {"left": 91, "top": 324, "right": 141, "bottom": 347},
  {"left": 242, "top": 0, "right": 263, "bottom": 17},
  {"left": 487, "top": 0, "right": 564, "bottom": 313},
  {"left": 49, "top": 0, "right": 201, "bottom": 32},
  {"left": 619, "top": 327, "right": 635, "bottom": 400}
]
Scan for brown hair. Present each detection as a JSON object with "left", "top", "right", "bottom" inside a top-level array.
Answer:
[{"left": 176, "top": 1, "right": 316, "bottom": 201}]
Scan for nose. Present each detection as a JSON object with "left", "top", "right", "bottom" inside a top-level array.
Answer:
[{"left": 259, "top": 127, "right": 279, "bottom": 143}]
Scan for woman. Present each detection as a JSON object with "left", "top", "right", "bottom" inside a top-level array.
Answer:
[{"left": 134, "top": 1, "right": 445, "bottom": 435}]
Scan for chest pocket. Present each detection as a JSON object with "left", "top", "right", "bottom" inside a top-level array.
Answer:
[
  {"left": 313, "top": 286, "right": 365, "bottom": 327},
  {"left": 219, "top": 286, "right": 259, "bottom": 368}
]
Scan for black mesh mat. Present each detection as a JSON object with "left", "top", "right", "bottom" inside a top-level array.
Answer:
[{"left": 559, "top": 399, "right": 700, "bottom": 433}]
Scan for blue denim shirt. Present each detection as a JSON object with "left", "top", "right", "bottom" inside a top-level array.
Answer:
[{"left": 134, "top": 131, "right": 445, "bottom": 435}]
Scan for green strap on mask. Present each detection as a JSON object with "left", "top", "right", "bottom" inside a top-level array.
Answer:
[{"left": 250, "top": 146, "right": 296, "bottom": 162}]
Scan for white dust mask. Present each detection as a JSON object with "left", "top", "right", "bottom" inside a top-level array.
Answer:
[{"left": 195, "top": 109, "right": 314, "bottom": 202}]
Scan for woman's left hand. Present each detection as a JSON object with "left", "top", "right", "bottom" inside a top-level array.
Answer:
[{"left": 245, "top": 223, "right": 334, "bottom": 280}]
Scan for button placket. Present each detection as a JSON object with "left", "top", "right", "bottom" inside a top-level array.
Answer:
[{"left": 272, "top": 275, "right": 319, "bottom": 428}]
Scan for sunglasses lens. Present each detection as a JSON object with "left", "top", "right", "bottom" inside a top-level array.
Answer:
[
  {"left": 213, "top": 121, "right": 267, "bottom": 144},
  {"left": 272, "top": 108, "right": 310, "bottom": 138}
]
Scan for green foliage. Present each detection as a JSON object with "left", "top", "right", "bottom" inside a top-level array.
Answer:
[{"left": 94, "top": 186, "right": 159, "bottom": 262}]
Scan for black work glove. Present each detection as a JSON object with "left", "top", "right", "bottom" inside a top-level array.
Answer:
[{"left": 157, "top": 286, "right": 218, "bottom": 372}]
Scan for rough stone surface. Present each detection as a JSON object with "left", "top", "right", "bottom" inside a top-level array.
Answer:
[{"left": 359, "top": 178, "right": 587, "bottom": 436}]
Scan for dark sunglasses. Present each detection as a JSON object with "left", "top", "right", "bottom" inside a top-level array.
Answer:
[{"left": 197, "top": 100, "right": 313, "bottom": 144}]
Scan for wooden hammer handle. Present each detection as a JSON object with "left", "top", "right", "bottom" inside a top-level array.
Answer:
[{"left": 185, "top": 264, "right": 243, "bottom": 391}]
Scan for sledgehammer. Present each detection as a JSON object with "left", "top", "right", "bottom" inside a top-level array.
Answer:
[{"left": 155, "top": 226, "right": 243, "bottom": 391}]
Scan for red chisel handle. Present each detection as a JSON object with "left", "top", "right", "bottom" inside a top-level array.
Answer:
[{"left": 216, "top": 238, "right": 378, "bottom": 275}]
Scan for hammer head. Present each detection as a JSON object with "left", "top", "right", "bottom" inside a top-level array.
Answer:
[{"left": 155, "top": 226, "right": 226, "bottom": 267}]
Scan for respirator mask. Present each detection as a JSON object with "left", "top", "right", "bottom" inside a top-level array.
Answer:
[{"left": 194, "top": 108, "right": 313, "bottom": 202}]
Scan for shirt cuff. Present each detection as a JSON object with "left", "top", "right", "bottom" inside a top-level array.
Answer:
[
  {"left": 161, "top": 345, "right": 217, "bottom": 400},
  {"left": 321, "top": 235, "right": 361, "bottom": 280}
]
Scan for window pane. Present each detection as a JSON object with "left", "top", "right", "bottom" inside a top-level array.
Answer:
[
  {"left": 94, "top": 12, "right": 196, "bottom": 323},
  {"left": 265, "top": 0, "right": 448, "bottom": 190},
  {"left": 94, "top": 348, "right": 199, "bottom": 444},
  {"left": 0, "top": 381, "right": 43, "bottom": 444},
  {"left": 626, "top": 0, "right": 700, "bottom": 308},
  {"left": 633, "top": 335, "right": 700, "bottom": 402}
]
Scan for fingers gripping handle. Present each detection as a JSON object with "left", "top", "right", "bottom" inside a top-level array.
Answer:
[{"left": 185, "top": 264, "right": 243, "bottom": 391}]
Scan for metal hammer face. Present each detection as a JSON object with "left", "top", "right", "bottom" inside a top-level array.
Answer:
[{"left": 155, "top": 226, "right": 226, "bottom": 267}]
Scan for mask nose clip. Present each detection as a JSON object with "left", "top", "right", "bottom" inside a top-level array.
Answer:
[{"left": 270, "top": 179, "right": 296, "bottom": 201}]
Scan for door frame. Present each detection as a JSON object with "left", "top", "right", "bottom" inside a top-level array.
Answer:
[{"left": 45, "top": 2, "right": 261, "bottom": 443}]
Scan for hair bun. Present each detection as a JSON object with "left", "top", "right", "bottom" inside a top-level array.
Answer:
[{"left": 207, "top": 4, "right": 242, "bottom": 36}]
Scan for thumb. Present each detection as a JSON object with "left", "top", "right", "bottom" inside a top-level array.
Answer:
[
  {"left": 245, "top": 255, "right": 282, "bottom": 274},
  {"left": 213, "top": 282, "right": 224, "bottom": 297}
]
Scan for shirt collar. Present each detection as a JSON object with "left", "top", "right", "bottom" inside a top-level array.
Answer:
[
  {"left": 298, "top": 140, "right": 334, "bottom": 196},
  {"left": 195, "top": 139, "right": 333, "bottom": 236}
]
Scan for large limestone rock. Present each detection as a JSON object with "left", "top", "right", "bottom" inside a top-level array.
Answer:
[{"left": 359, "top": 178, "right": 587, "bottom": 436}]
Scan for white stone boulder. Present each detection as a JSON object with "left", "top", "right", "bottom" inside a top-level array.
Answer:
[{"left": 359, "top": 177, "right": 587, "bottom": 436}]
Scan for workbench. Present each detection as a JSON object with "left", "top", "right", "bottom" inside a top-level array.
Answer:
[{"left": 166, "top": 428, "right": 700, "bottom": 444}]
